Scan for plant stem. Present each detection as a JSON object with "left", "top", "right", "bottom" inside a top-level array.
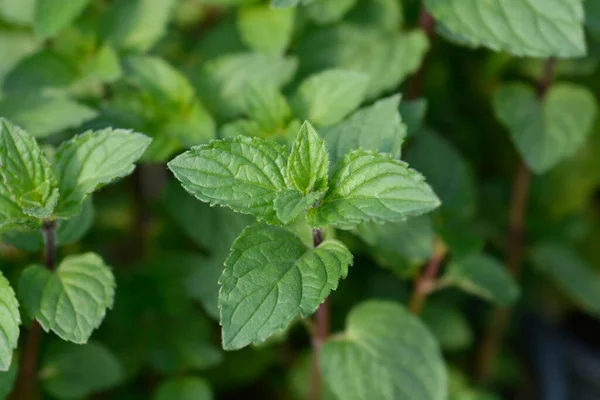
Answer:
[
  {"left": 309, "top": 229, "right": 328, "bottom": 400},
  {"left": 407, "top": 5, "right": 435, "bottom": 99},
  {"left": 409, "top": 238, "right": 447, "bottom": 314},
  {"left": 12, "top": 220, "right": 56, "bottom": 400},
  {"left": 475, "top": 57, "right": 557, "bottom": 384}
]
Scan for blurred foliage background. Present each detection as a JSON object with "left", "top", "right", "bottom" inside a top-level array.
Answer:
[{"left": 1, "top": 0, "right": 600, "bottom": 399}]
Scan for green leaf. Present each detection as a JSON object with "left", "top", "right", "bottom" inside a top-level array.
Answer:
[
  {"left": 0, "top": 272, "right": 20, "bottom": 371},
  {"left": 186, "top": 256, "right": 226, "bottom": 320},
  {"left": 219, "top": 224, "right": 352, "bottom": 349},
  {"left": 34, "top": 0, "right": 91, "bottom": 39},
  {"left": 196, "top": 53, "right": 297, "bottom": 120},
  {"left": 0, "top": 183, "right": 31, "bottom": 228},
  {"left": 154, "top": 377, "right": 213, "bottom": 400},
  {"left": 124, "top": 55, "right": 196, "bottom": 111},
  {"left": 422, "top": 303, "right": 473, "bottom": 352},
  {"left": 274, "top": 189, "right": 324, "bottom": 224},
  {"left": 272, "top": 0, "right": 312, "bottom": 8},
  {"left": 493, "top": 83, "right": 597, "bottom": 174},
  {"left": 405, "top": 130, "right": 476, "bottom": 220},
  {"left": 321, "top": 301, "right": 447, "bottom": 400},
  {"left": 0, "top": 93, "right": 98, "bottom": 138},
  {"left": 241, "top": 84, "right": 290, "bottom": 132},
  {"left": 101, "top": 0, "right": 177, "bottom": 52},
  {"left": 3, "top": 50, "right": 77, "bottom": 94},
  {"left": 444, "top": 254, "right": 520, "bottom": 306},
  {"left": 308, "top": 149, "right": 440, "bottom": 229},
  {"left": 292, "top": 69, "right": 369, "bottom": 127},
  {"left": 53, "top": 128, "right": 152, "bottom": 217},
  {"left": 425, "top": 0, "right": 586, "bottom": 57},
  {"left": 19, "top": 253, "right": 116, "bottom": 343},
  {"left": 531, "top": 243, "right": 600, "bottom": 316},
  {"left": 0, "top": 0, "right": 35, "bottom": 25},
  {"left": 287, "top": 121, "right": 329, "bottom": 194},
  {"left": 0, "top": 356, "right": 18, "bottom": 399},
  {"left": 41, "top": 341, "right": 124, "bottom": 399},
  {"left": 297, "top": 26, "right": 428, "bottom": 99},
  {"left": 354, "top": 215, "right": 435, "bottom": 264},
  {"left": 587, "top": 0, "right": 600, "bottom": 39},
  {"left": 0, "top": 28, "right": 40, "bottom": 86},
  {"left": 400, "top": 98, "right": 428, "bottom": 137},
  {"left": 237, "top": 4, "right": 294, "bottom": 55},
  {"left": 0, "top": 118, "right": 59, "bottom": 218},
  {"left": 321, "top": 95, "right": 405, "bottom": 167},
  {"left": 305, "top": 0, "right": 357, "bottom": 24},
  {"left": 168, "top": 136, "right": 288, "bottom": 224}
]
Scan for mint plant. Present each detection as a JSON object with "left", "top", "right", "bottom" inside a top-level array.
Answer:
[
  {"left": 0, "top": 118, "right": 149, "bottom": 397},
  {"left": 1, "top": 0, "right": 600, "bottom": 399}
]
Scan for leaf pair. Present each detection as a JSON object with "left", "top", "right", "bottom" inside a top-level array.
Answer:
[
  {"left": 168, "top": 121, "right": 440, "bottom": 229},
  {"left": 0, "top": 118, "right": 151, "bottom": 226}
]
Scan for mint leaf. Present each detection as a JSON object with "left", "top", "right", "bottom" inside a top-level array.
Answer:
[
  {"left": 41, "top": 342, "right": 124, "bottom": 399},
  {"left": 531, "top": 243, "right": 600, "bottom": 316},
  {"left": 0, "top": 356, "right": 17, "bottom": 398},
  {"left": 0, "top": 93, "right": 98, "bottom": 138},
  {"left": 297, "top": 27, "right": 428, "bottom": 99},
  {"left": 242, "top": 84, "right": 290, "bottom": 132},
  {"left": 237, "top": 4, "right": 294, "bottom": 55},
  {"left": 321, "top": 95, "right": 405, "bottom": 167},
  {"left": 308, "top": 149, "right": 440, "bottom": 228},
  {"left": 400, "top": 98, "right": 428, "bottom": 137},
  {"left": 101, "top": 0, "right": 177, "bottom": 52},
  {"left": 219, "top": 224, "right": 352, "bottom": 349},
  {"left": 154, "top": 377, "right": 213, "bottom": 400},
  {"left": 19, "top": 253, "right": 116, "bottom": 343},
  {"left": 0, "top": 183, "right": 30, "bottom": 228},
  {"left": 425, "top": 0, "right": 586, "bottom": 57},
  {"left": 494, "top": 83, "right": 597, "bottom": 174},
  {"left": 0, "top": 271, "right": 20, "bottom": 371},
  {"left": 274, "top": 189, "right": 324, "bottom": 224},
  {"left": 53, "top": 128, "right": 151, "bottom": 217},
  {"left": 0, "top": 119, "right": 59, "bottom": 218},
  {"left": 196, "top": 53, "right": 297, "bottom": 120},
  {"left": 354, "top": 215, "right": 435, "bottom": 265},
  {"left": 287, "top": 121, "right": 329, "bottom": 194},
  {"left": 422, "top": 302, "right": 473, "bottom": 352},
  {"left": 292, "top": 69, "right": 369, "bottom": 127},
  {"left": 168, "top": 137, "right": 288, "bottom": 224},
  {"left": 305, "top": 0, "right": 356, "bottom": 24},
  {"left": 321, "top": 301, "right": 447, "bottom": 400},
  {"left": 34, "top": 0, "right": 91, "bottom": 38},
  {"left": 444, "top": 254, "right": 520, "bottom": 306},
  {"left": 405, "top": 130, "right": 476, "bottom": 220}
]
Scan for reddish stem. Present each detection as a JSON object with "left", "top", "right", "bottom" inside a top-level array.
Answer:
[
  {"left": 409, "top": 239, "right": 447, "bottom": 314},
  {"left": 309, "top": 229, "right": 328, "bottom": 400},
  {"left": 475, "top": 58, "right": 557, "bottom": 384},
  {"left": 12, "top": 220, "right": 56, "bottom": 400}
]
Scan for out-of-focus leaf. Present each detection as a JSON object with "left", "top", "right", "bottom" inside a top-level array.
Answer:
[
  {"left": 297, "top": 25, "right": 428, "bottom": 99},
  {"left": 0, "top": 93, "right": 97, "bottom": 138},
  {"left": 237, "top": 4, "right": 294, "bottom": 54},
  {"left": 405, "top": 129, "right": 476, "bottom": 220},
  {"left": 422, "top": 302, "right": 473, "bottom": 352},
  {"left": 40, "top": 341, "right": 124, "bottom": 399},
  {"left": 321, "top": 301, "right": 447, "bottom": 400},
  {"left": 444, "top": 253, "right": 520, "bottom": 306},
  {"left": 154, "top": 377, "right": 213, "bottom": 400},
  {"left": 34, "top": 0, "right": 91, "bottom": 39},
  {"left": 531, "top": 243, "right": 600, "bottom": 316}
]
